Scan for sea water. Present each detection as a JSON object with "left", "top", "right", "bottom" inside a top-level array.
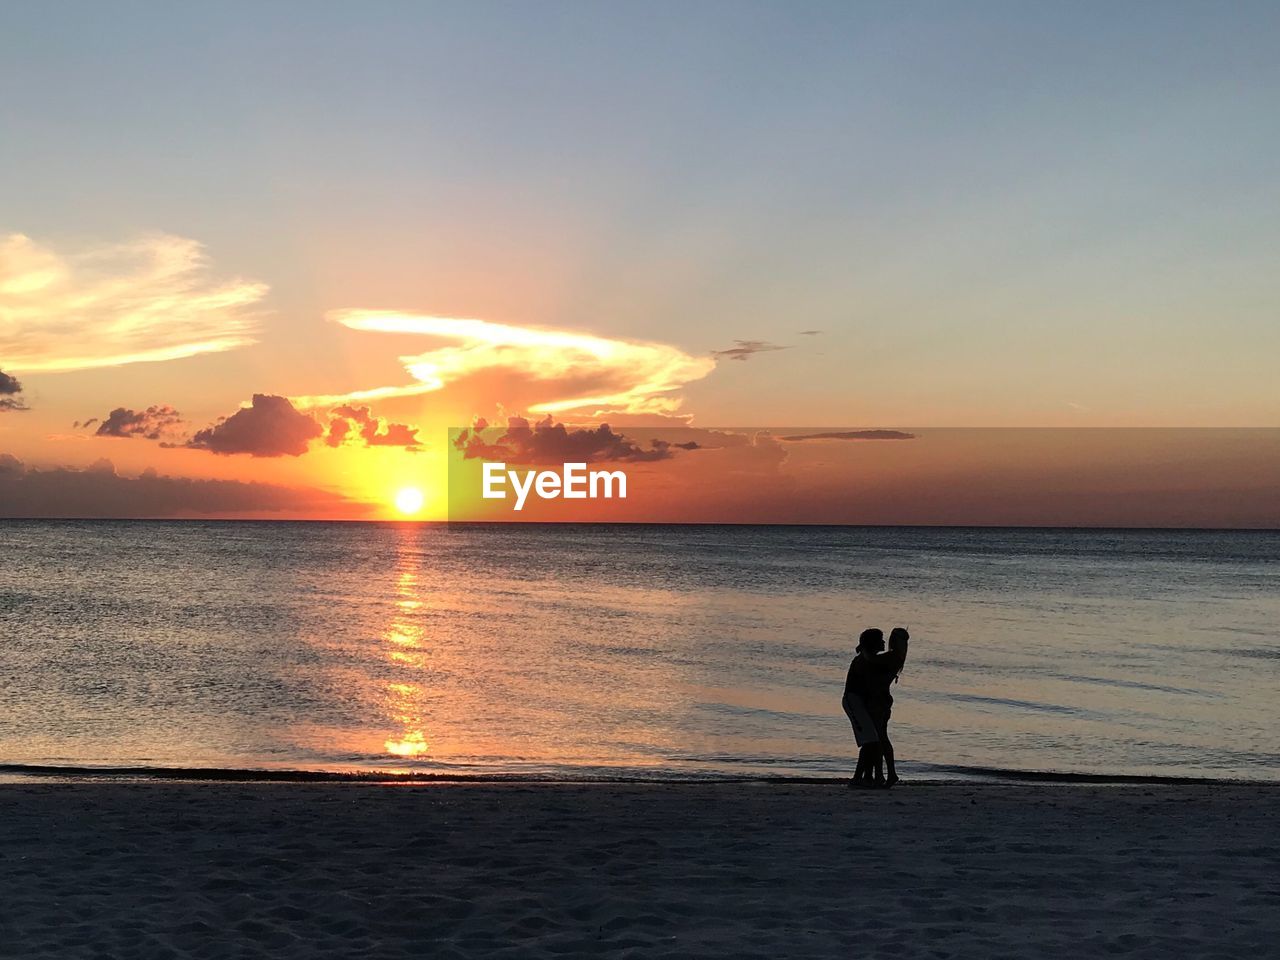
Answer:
[{"left": 2, "top": 521, "right": 1277, "bottom": 781}]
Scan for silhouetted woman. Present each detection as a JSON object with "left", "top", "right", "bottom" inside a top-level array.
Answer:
[{"left": 869, "top": 627, "right": 909, "bottom": 787}]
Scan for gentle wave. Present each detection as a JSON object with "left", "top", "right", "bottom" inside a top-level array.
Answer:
[{"left": 0, "top": 762, "right": 1261, "bottom": 786}]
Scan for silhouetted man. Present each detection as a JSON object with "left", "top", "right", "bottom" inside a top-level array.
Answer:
[{"left": 843, "top": 628, "right": 883, "bottom": 787}]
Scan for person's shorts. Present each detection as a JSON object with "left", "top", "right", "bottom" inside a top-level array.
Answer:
[{"left": 843, "top": 696, "right": 880, "bottom": 746}]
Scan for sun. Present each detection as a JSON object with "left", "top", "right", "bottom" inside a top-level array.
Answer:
[{"left": 394, "top": 487, "right": 425, "bottom": 516}]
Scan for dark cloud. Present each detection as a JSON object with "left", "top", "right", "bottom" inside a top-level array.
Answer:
[
  {"left": 712, "top": 340, "right": 790, "bottom": 362},
  {"left": 454, "top": 416, "right": 697, "bottom": 464},
  {"left": 326, "top": 404, "right": 421, "bottom": 450},
  {"left": 92, "top": 405, "right": 184, "bottom": 440},
  {"left": 0, "top": 370, "right": 27, "bottom": 412},
  {"left": 780, "top": 430, "right": 917, "bottom": 442},
  {"left": 0, "top": 454, "right": 366, "bottom": 519},
  {"left": 798, "top": 329, "right": 823, "bottom": 336},
  {"left": 184, "top": 394, "right": 322, "bottom": 457},
  {"left": 650, "top": 438, "right": 701, "bottom": 454}
]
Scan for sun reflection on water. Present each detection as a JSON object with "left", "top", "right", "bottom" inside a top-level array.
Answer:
[{"left": 382, "top": 537, "right": 430, "bottom": 758}]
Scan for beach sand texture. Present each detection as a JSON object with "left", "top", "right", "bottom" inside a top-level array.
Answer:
[{"left": 2, "top": 781, "right": 1277, "bottom": 958}]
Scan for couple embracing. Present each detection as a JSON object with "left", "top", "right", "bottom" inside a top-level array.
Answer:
[{"left": 842, "top": 627, "right": 909, "bottom": 789}]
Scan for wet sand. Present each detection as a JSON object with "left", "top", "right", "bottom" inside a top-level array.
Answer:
[{"left": 2, "top": 781, "right": 1277, "bottom": 958}]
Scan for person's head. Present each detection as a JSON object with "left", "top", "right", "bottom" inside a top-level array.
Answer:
[
  {"left": 857, "top": 628, "right": 884, "bottom": 654},
  {"left": 889, "top": 627, "right": 909, "bottom": 650}
]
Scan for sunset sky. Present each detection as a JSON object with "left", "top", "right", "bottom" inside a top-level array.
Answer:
[{"left": 2, "top": 2, "right": 1278, "bottom": 521}]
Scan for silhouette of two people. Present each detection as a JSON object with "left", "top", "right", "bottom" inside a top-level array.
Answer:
[{"left": 842, "top": 627, "right": 908, "bottom": 789}]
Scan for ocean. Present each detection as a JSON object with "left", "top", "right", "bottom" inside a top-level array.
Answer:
[{"left": 1, "top": 521, "right": 1277, "bottom": 782}]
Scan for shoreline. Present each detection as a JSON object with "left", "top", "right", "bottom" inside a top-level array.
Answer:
[
  {"left": 5, "top": 517, "right": 1280, "bottom": 531},
  {"left": 5, "top": 780, "right": 1278, "bottom": 957},
  {"left": 3, "top": 760, "right": 1276, "bottom": 786}
]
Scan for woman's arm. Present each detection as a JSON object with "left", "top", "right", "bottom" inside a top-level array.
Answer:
[{"left": 885, "top": 628, "right": 909, "bottom": 671}]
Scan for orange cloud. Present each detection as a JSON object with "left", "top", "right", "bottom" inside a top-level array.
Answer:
[
  {"left": 292, "top": 310, "right": 716, "bottom": 417},
  {"left": 325, "top": 404, "right": 422, "bottom": 450},
  {"left": 0, "top": 232, "right": 267, "bottom": 373}
]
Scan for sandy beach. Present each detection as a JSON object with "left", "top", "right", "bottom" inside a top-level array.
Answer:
[{"left": 2, "top": 780, "right": 1277, "bottom": 958}]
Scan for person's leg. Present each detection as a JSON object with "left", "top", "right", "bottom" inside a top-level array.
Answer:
[
  {"left": 847, "top": 697, "right": 878, "bottom": 785},
  {"left": 847, "top": 708, "right": 865, "bottom": 784},
  {"left": 867, "top": 743, "right": 883, "bottom": 784},
  {"left": 869, "top": 711, "right": 888, "bottom": 785},
  {"left": 853, "top": 745, "right": 869, "bottom": 783},
  {"left": 874, "top": 714, "right": 896, "bottom": 785},
  {"left": 882, "top": 708, "right": 898, "bottom": 785}
]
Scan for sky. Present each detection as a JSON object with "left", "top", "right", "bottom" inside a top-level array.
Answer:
[{"left": 1, "top": 2, "right": 1278, "bottom": 521}]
